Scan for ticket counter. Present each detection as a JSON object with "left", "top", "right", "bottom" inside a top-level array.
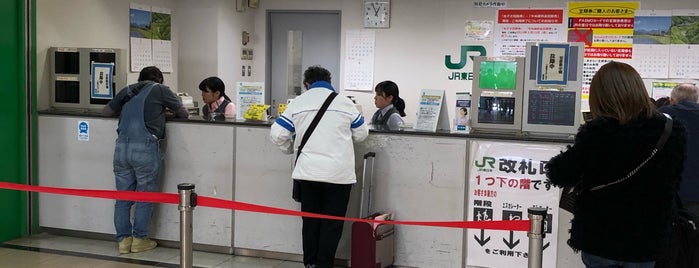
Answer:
[{"left": 37, "top": 112, "right": 580, "bottom": 267}]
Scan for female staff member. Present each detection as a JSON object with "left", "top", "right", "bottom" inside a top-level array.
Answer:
[
  {"left": 199, "top": 76, "right": 235, "bottom": 120},
  {"left": 545, "top": 61, "right": 687, "bottom": 268},
  {"left": 370, "top": 80, "right": 406, "bottom": 130}
]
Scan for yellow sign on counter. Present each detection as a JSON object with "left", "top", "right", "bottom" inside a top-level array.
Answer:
[{"left": 244, "top": 103, "right": 270, "bottom": 121}]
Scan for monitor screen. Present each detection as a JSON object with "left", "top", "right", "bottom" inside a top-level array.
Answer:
[
  {"left": 478, "top": 61, "right": 518, "bottom": 90},
  {"left": 477, "top": 96, "right": 516, "bottom": 124},
  {"left": 55, "top": 80, "right": 80, "bottom": 103},
  {"left": 55, "top": 51, "right": 80, "bottom": 74},
  {"left": 527, "top": 90, "right": 576, "bottom": 126}
]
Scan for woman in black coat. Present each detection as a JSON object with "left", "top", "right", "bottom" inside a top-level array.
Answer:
[{"left": 545, "top": 61, "right": 687, "bottom": 268}]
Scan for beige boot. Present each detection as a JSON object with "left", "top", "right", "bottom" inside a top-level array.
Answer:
[
  {"left": 118, "top": 236, "right": 133, "bottom": 254},
  {"left": 130, "top": 237, "right": 157, "bottom": 253}
]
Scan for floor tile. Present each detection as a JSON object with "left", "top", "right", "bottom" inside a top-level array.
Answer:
[
  {"left": 3, "top": 234, "right": 310, "bottom": 268},
  {"left": 32, "top": 255, "right": 106, "bottom": 268},
  {"left": 0, "top": 248, "right": 61, "bottom": 267}
]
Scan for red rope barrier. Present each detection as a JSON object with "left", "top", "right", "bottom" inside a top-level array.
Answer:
[{"left": 0, "top": 182, "right": 530, "bottom": 231}]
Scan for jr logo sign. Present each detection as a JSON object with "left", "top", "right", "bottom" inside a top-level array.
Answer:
[{"left": 445, "top": 45, "right": 486, "bottom": 80}]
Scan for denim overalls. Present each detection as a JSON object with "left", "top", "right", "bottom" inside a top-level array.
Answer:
[{"left": 112, "top": 82, "right": 161, "bottom": 241}]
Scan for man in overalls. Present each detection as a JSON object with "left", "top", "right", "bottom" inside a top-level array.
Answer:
[{"left": 103, "top": 66, "right": 189, "bottom": 254}]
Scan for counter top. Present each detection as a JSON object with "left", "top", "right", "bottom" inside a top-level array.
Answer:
[
  {"left": 39, "top": 110, "right": 573, "bottom": 143},
  {"left": 39, "top": 109, "right": 272, "bottom": 127}
]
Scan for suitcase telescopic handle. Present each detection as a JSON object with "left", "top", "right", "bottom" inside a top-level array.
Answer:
[{"left": 360, "top": 152, "right": 376, "bottom": 218}]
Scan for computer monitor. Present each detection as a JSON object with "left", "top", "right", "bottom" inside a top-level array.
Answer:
[
  {"left": 470, "top": 56, "right": 526, "bottom": 134},
  {"left": 477, "top": 96, "right": 516, "bottom": 124},
  {"left": 478, "top": 61, "right": 518, "bottom": 90},
  {"left": 527, "top": 90, "right": 576, "bottom": 126}
]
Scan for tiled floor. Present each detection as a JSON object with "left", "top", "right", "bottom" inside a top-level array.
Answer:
[{"left": 1, "top": 233, "right": 304, "bottom": 268}]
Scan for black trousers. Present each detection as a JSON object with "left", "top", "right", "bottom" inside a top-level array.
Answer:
[{"left": 299, "top": 180, "right": 352, "bottom": 268}]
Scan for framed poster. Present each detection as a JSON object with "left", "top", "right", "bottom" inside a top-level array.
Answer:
[
  {"left": 90, "top": 62, "right": 114, "bottom": 99},
  {"left": 537, "top": 43, "right": 569, "bottom": 85}
]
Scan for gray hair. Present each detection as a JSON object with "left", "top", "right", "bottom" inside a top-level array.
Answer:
[{"left": 670, "top": 83, "right": 699, "bottom": 103}]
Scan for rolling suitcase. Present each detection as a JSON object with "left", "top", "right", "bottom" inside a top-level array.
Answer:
[{"left": 351, "top": 152, "right": 395, "bottom": 268}]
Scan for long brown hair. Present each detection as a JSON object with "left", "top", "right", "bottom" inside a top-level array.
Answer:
[{"left": 588, "top": 61, "right": 654, "bottom": 124}]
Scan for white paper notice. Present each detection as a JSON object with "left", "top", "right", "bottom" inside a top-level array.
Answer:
[
  {"left": 344, "top": 30, "right": 375, "bottom": 91},
  {"left": 540, "top": 46, "right": 567, "bottom": 83},
  {"left": 236, "top": 82, "right": 265, "bottom": 120},
  {"left": 414, "top": 89, "right": 445, "bottom": 131},
  {"left": 465, "top": 20, "right": 493, "bottom": 41},
  {"left": 494, "top": 9, "right": 566, "bottom": 57},
  {"left": 92, "top": 64, "right": 113, "bottom": 97},
  {"left": 651, "top": 81, "right": 681, "bottom": 99},
  {"left": 466, "top": 140, "right": 563, "bottom": 268}
]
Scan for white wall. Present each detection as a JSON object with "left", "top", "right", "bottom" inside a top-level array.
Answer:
[
  {"left": 175, "top": 0, "right": 256, "bottom": 101},
  {"left": 36, "top": 0, "right": 179, "bottom": 110},
  {"left": 255, "top": 0, "right": 699, "bottom": 124},
  {"left": 36, "top": 0, "right": 257, "bottom": 110},
  {"left": 174, "top": 0, "right": 219, "bottom": 96},
  {"left": 37, "top": 0, "right": 699, "bottom": 118}
]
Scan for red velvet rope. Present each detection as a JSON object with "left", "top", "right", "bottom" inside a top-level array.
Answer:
[{"left": 0, "top": 182, "right": 530, "bottom": 231}]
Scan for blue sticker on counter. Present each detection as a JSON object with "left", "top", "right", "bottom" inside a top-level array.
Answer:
[{"left": 78, "top": 121, "right": 89, "bottom": 141}]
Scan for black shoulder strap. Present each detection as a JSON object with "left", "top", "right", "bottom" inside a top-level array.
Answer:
[
  {"left": 655, "top": 113, "right": 673, "bottom": 151},
  {"left": 296, "top": 92, "right": 338, "bottom": 162},
  {"left": 590, "top": 114, "right": 673, "bottom": 191}
]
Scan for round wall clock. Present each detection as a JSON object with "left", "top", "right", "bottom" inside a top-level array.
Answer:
[{"left": 364, "top": 0, "right": 390, "bottom": 28}]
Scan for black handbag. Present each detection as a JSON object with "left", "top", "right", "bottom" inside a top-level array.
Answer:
[
  {"left": 291, "top": 92, "right": 338, "bottom": 202},
  {"left": 559, "top": 184, "right": 581, "bottom": 213},
  {"left": 655, "top": 199, "right": 699, "bottom": 268},
  {"left": 559, "top": 115, "right": 673, "bottom": 213}
]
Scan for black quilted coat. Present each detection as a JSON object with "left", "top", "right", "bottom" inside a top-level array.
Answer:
[{"left": 546, "top": 112, "right": 687, "bottom": 262}]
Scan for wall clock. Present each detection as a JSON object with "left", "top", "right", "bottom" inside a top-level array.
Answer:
[{"left": 364, "top": 0, "right": 390, "bottom": 28}]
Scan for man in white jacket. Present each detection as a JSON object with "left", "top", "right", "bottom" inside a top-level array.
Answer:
[{"left": 270, "top": 66, "right": 368, "bottom": 268}]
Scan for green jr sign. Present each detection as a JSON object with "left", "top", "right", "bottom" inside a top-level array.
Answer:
[{"left": 445, "top": 45, "right": 486, "bottom": 80}]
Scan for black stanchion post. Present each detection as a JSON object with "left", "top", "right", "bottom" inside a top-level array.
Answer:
[
  {"left": 527, "top": 207, "right": 547, "bottom": 268},
  {"left": 178, "top": 183, "right": 197, "bottom": 268}
]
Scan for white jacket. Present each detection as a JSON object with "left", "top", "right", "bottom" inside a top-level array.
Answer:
[{"left": 270, "top": 83, "right": 369, "bottom": 184}]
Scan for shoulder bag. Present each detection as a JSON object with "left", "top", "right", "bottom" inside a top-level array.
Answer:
[
  {"left": 656, "top": 197, "right": 699, "bottom": 268},
  {"left": 292, "top": 92, "right": 338, "bottom": 202},
  {"left": 559, "top": 114, "right": 673, "bottom": 213}
]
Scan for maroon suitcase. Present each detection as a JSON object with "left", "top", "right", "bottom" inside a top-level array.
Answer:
[{"left": 351, "top": 152, "right": 394, "bottom": 268}]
